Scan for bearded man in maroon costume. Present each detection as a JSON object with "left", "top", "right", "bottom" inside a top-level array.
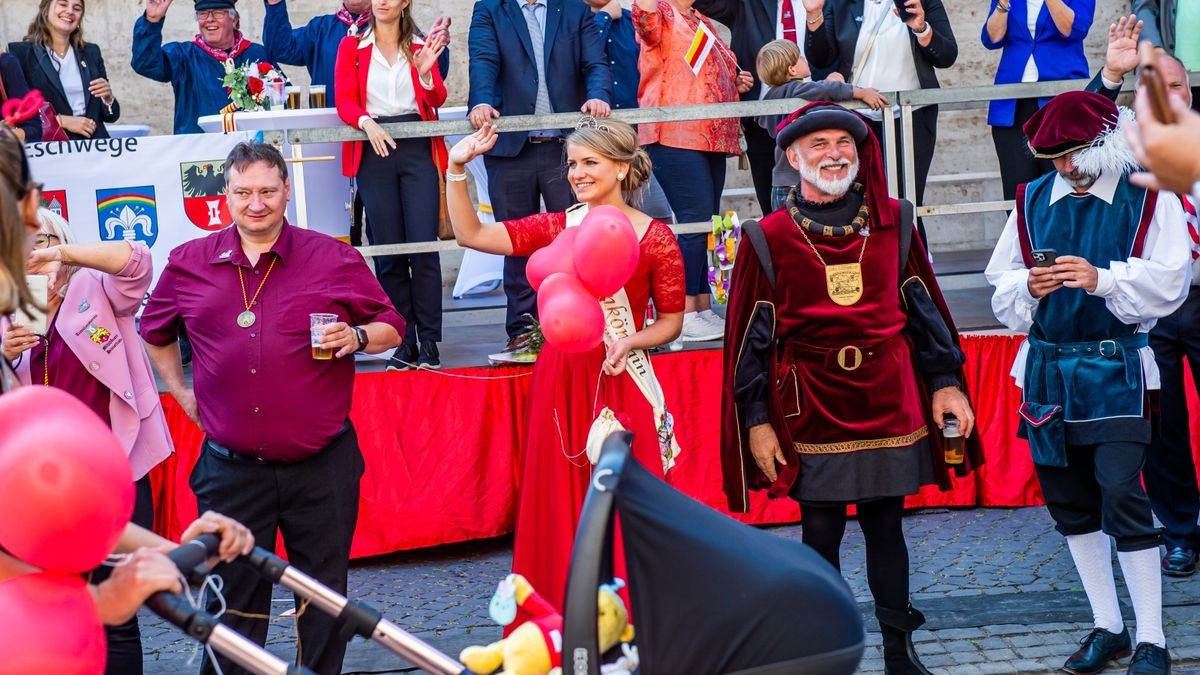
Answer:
[{"left": 721, "top": 101, "right": 982, "bottom": 675}]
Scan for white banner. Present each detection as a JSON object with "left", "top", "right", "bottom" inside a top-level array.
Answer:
[{"left": 26, "top": 131, "right": 260, "bottom": 291}]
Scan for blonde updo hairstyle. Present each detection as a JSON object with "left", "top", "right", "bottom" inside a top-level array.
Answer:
[{"left": 566, "top": 118, "right": 654, "bottom": 205}]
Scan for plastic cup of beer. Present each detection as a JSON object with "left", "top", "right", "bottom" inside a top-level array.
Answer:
[
  {"left": 942, "top": 415, "right": 965, "bottom": 465},
  {"left": 310, "top": 313, "right": 338, "bottom": 360},
  {"left": 286, "top": 85, "right": 303, "bottom": 110},
  {"left": 309, "top": 85, "right": 327, "bottom": 109}
]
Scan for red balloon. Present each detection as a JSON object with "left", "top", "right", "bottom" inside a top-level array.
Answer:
[
  {"left": 526, "top": 227, "right": 581, "bottom": 292},
  {"left": 0, "top": 387, "right": 134, "bottom": 574},
  {"left": 0, "top": 572, "right": 106, "bottom": 675},
  {"left": 537, "top": 273, "right": 605, "bottom": 352},
  {"left": 573, "top": 205, "right": 640, "bottom": 298}
]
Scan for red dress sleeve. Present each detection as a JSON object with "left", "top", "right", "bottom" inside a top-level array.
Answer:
[
  {"left": 645, "top": 220, "right": 686, "bottom": 314},
  {"left": 504, "top": 212, "right": 568, "bottom": 257}
]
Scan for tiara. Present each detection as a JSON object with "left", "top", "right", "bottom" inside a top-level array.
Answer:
[{"left": 576, "top": 116, "right": 611, "bottom": 132}]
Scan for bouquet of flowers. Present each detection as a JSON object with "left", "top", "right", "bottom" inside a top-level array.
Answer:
[
  {"left": 707, "top": 211, "right": 740, "bottom": 304},
  {"left": 221, "top": 60, "right": 285, "bottom": 112}
]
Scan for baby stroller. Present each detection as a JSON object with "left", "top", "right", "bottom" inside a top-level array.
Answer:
[{"left": 562, "top": 431, "right": 864, "bottom": 675}]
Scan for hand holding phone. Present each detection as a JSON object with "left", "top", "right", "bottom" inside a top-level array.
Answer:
[
  {"left": 1031, "top": 249, "right": 1058, "bottom": 268},
  {"left": 892, "top": 0, "right": 915, "bottom": 23},
  {"left": 1137, "top": 40, "right": 1175, "bottom": 125}
]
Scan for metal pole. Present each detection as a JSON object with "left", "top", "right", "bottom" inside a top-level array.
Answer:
[
  {"left": 900, "top": 104, "right": 918, "bottom": 206},
  {"left": 207, "top": 625, "right": 306, "bottom": 675},
  {"left": 880, "top": 106, "right": 899, "bottom": 199}
]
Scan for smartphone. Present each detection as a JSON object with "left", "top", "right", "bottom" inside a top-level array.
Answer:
[
  {"left": 892, "top": 0, "right": 915, "bottom": 22},
  {"left": 15, "top": 275, "right": 49, "bottom": 335},
  {"left": 1137, "top": 41, "right": 1176, "bottom": 125},
  {"left": 1031, "top": 249, "right": 1058, "bottom": 268}
]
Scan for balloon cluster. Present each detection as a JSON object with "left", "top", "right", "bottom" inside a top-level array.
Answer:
[
  {"left": 0, "top": 386, "right": 136, "bottom": 675},
  {"left": 525, "top": 206, "right": 641, "bottom": 353}
]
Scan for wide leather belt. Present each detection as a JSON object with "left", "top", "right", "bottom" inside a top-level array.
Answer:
[{"left": 781, "top": 331, "right": 905, "bottom": 373}]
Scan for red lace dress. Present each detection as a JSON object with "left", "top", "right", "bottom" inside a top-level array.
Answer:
[{"left": 505, "top": 212, "right": 686, "bottom": 613}]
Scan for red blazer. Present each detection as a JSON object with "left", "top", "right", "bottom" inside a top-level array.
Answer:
[{"left": 334, "top": 34, "right": 448, "bottom": 178}]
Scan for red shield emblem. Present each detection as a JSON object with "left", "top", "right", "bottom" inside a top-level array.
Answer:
[
  {"left": 40, "top": 190, "right": 68, "bottom": 222},
  {"left": 180, "top": 161, "right": 230, "bottom": 231}
]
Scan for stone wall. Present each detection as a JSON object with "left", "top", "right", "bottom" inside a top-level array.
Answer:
[{"left": 1, "top": 0, "right": 1133, "bottom": 251}]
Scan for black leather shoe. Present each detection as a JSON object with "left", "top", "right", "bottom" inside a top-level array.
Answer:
[
  {"left": 1161, "top": 547, "right": 1197, "bottom": 577},
  {"left": 1062, "top": 627, "right": 1131, "bottom": 674},
  {"left": 876, "top": 605, "right": 934, "bottom": 675},
  {"left": 417, "top": 341, "right": 441, "bottom": 370},
  {"left": 387, "top": 343, "right": 418, "bottom": 371},
  {"left": 1127, "top": 643, "right": 1171, "bottom": 674}
]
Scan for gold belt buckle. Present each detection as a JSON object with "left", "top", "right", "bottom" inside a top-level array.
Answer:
[{"left": 836, "top": 345, "right": 863, "bottom": 371}]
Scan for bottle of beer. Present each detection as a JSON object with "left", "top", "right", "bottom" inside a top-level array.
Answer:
[{"left": 942, "top": 414, "right": 965, "bottom": 465}]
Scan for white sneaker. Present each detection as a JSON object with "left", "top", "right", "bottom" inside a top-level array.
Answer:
[
  {"left": 698, "top": 309, "right": 727, "bottom": 336},
  {"left": 679, "top": 311, "right": 723, "bottom": 342}
]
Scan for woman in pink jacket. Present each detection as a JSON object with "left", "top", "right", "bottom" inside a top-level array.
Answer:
[{"left": 1, "top": 207, "right": 172, "bottom": 674}]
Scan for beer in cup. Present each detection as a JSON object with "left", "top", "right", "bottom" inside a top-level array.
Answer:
[
  {"left": 309, "top": 85, "right": 327, "bottom": 109},
  {"left": 310, "top": 313, "right": 338, "bottom": 360},
  {"left": 286, "top": 85, "right": 303, "bottom": 110}
]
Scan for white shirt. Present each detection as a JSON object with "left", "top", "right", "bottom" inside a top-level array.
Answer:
[
  {"left": 359, "top": 34, "right": 432, "bottom": 121},
  {"left": 984, "top": 170, "right": 1191, "bottom": 390},
  {"left": 1020, "top": 0, "right": 1045, "bottom": 82},
  {"left": 852, "top": 0, "right": 922, "bottom": 121},
  {"left": 48, "top": 45, "right": 86, "bottom": 116}
]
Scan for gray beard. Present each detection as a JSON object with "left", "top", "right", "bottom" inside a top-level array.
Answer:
[{"left": 799, "top": 160, "right": 859, "bottom": 198}]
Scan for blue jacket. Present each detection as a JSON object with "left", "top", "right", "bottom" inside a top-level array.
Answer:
[
  {"left": 131, "top": 15, "right": 271, "bottom": 134},
  {"left": 468, "top": 0, "right": 611, "bottom": 158},
  {"left": 981, "top": 0, "right": 1094, "bottom": 127},
  {"left": 263, "top": 2, "right": 451, "bottom": 106}
]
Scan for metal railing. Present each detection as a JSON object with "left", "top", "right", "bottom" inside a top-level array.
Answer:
[{"left": 260, "top": 73, "right": 1198, "bottom": 258}]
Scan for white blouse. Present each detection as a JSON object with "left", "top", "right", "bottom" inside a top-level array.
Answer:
[
  {"left": 48, "top": 45, "right": 86, "bottom": 116},
  {"left": 360, "top": 34, "right": 432, "bottom": 120},
  {"left": 852, "top": 0, "right": 922, "bottom": 121},
  {"left": 1021, "top": 0, "right": 1046, "bottom": 83}
]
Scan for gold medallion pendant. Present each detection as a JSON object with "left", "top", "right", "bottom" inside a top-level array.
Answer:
[{"left": 825, "top": 263, "right": 864, "bottom": 306}]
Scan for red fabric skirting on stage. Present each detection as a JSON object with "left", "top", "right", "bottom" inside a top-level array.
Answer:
[{"left": 149, "top": 333, "right": 1200, "bottom": 558}]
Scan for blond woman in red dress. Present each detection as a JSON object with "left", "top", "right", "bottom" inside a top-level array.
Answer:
[{"left": 445, "top": 119, "right": 686, "bottom": 613}]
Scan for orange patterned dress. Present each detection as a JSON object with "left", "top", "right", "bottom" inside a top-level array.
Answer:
[
  {"left": 505, "top": 211, "right": 686, "bottom": 613},
  {"left": 633, "top": 0, "right": 741, "bottom": 154}
]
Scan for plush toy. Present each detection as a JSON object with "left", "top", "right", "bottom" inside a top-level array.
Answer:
[{"left": 460, "top": 574, "right": 635, "bottom": 675}]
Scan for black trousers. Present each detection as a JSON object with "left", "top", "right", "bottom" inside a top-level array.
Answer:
[
  {"left": 797, "top": 496, "right": 909, "bottom": 612},
  {"left": 357, "top": 114, "right": 443, "bottom": 343},
  {"left": 88, "top": 477, "right": 154, "bottom": 675},
  {"left": 485, "top": 140, "right": 575, "bottom": 338},
  {"left": 991, "top": 98, "right": 1055, "bottom": 203},
  {"left": 1034, "top": 441, "right": 1161, "bottom": 552},
  {"left": 1148, "top": 288, "right": 1200, "bottom": 551},
  {"left": 742, "top": 116, "right": 776, "bottom": 216},
  {"left": 192, "top": 426, "right": 365, "bottom": 675},
  {"left": 866, "top": 105, "right": 938, "bottom": 247}
]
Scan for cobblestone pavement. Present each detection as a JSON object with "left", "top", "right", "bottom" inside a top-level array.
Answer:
[{"left": 140, "top": 507, "right": 1200, "bottom": 674}]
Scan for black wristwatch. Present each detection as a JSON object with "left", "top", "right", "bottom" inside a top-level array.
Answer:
[{"left": 352, "top": 326, "right": 369, "bottom": 353}]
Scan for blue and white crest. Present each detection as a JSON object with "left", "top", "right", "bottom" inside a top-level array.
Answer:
[{"left": 96, "top": 186, "right": 159, "bottom": 248}]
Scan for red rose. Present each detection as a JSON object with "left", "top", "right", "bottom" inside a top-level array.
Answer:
[
  {"left": 247, "top": 77, "right": 264, "bottom": 95},
  {"left": 257, "top": 62, "right": 273, "bottom": 76},
  {"left": 225, "top": 87, "right": 232, "bottom": 95}
]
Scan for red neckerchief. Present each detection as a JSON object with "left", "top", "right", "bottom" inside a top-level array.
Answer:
[
  {"left": 192, "top": 31, "right": 252, "bottom": 61},
  {"left": 335, "top": 6, "right": 371, "bottom": 35}
]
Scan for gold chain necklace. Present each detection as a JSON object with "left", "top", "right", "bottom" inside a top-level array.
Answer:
[
  {"left": 41, "top": 333, "right": 50, "bottom": 386},
  {"left": 795, "top": 223, "right": 869, "bottom": 307},
  {"left": 236, "top": 255, "right": 279, "bottom": 328}
]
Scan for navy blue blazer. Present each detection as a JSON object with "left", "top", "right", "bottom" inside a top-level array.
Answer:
[
  {"left": 468, "top": 0, "right": 611, "bottom": 158},
  {"left": 7, "top": 41, "right": 120, "bottom": 139},
  {"left": 981, "top": 0, "right": 1094, "bottom": 127}
]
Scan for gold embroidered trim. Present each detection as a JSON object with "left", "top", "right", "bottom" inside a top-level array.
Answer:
[{"left": 793, "top": 426, "right": 928, "bottom": 455}]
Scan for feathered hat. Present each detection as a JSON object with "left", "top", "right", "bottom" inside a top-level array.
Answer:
[{"left": 1023, "top": 90, "right": 1137, "bottom": 177}]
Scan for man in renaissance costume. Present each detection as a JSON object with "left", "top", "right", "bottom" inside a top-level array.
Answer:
[
  {"left": 721, "top": 101, "right": 980, "bottom": 675},
  {"left": 986, "top": 90, "right": 1189, "bottom": 675}
]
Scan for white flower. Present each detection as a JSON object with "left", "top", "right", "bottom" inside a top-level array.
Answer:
[{"left": 224, "top": 58, "right": 235, "bottom": 74}]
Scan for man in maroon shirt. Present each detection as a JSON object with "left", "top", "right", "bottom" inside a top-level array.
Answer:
[{"left": 140, "top": 142, "right": 404, "bottom": 675}]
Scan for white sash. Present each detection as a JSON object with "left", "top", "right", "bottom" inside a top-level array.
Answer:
[{"left": 565, "top": 204, "right": 682, "bottom": 472}]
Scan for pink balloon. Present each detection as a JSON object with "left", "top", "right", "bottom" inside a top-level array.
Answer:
[
  {"left": 573, "top": 205, "right": 640, "bottom": 298},
  {"left": 0, "top": 572, "right": 106, "bottom": 675},
  {"left": 526, "top": 227, "right": 581, "bottom": 292},
  {"left": 537, "top": 273, "right": 605, "bottom": 352},
  {"left": 0, "top": 387, "right": 134, "bottom": 574}
]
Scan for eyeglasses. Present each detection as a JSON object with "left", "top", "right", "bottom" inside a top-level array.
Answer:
[
  {"left": 33, "top": 233, "right": 60, "bottom": 249},
  {"left": 195, "top": 9, "right": 230, "bottom": 21}
]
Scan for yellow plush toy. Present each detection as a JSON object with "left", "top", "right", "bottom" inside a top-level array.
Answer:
[{"left": 460, "top": 574, "right": 635, "bottom": 675}]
